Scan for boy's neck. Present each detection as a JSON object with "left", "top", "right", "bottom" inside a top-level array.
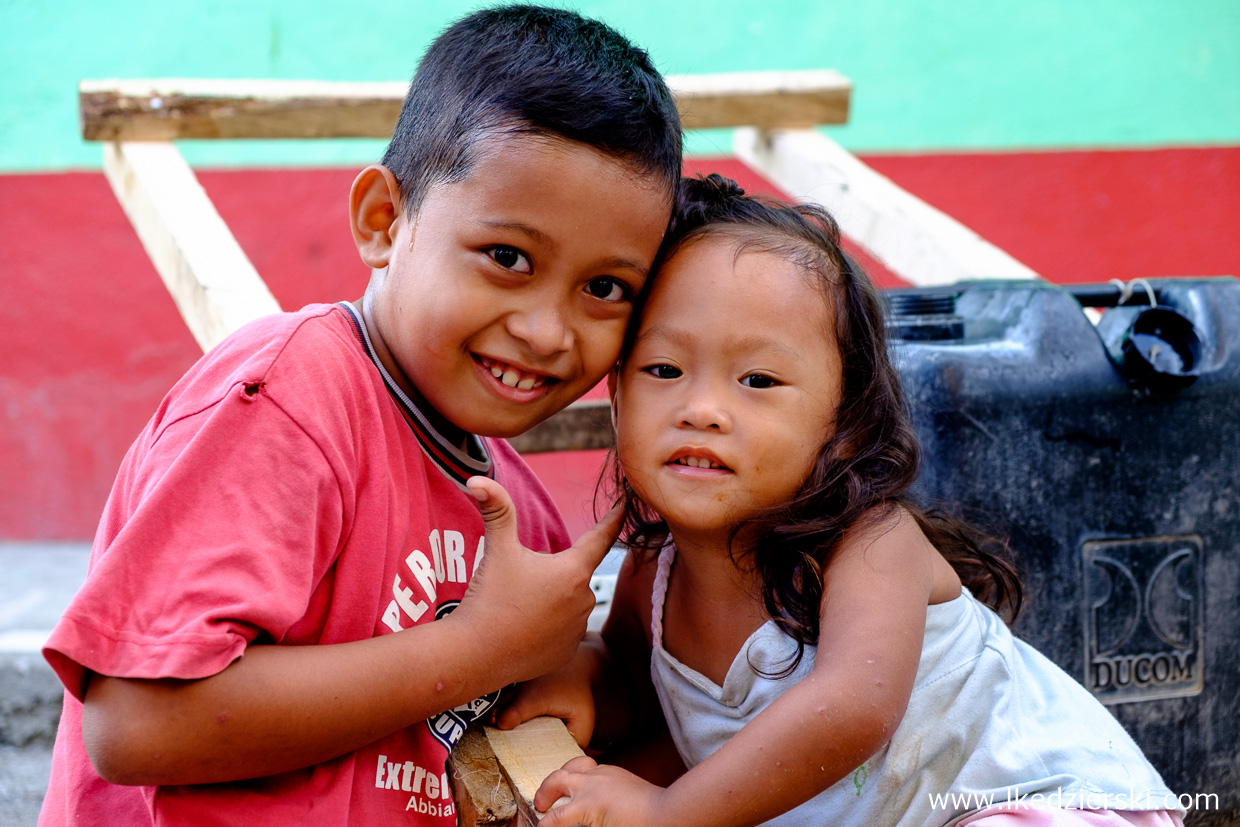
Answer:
[
  {"left": 352, "top": 298, "right": 473, "bottom": 454},
  {"left": 394, "top": 376, "right": 470, "bottom": 453}
]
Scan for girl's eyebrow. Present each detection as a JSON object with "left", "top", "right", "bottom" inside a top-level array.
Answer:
[{"left": 634, "top": 325, "right": 803, "bottom": 360}]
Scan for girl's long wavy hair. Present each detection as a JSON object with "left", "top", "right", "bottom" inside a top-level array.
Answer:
[{"left": 609, "top": 174, "right": 1022, "bottom": 672}]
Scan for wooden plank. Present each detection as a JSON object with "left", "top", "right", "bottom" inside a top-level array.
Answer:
[
  {"left": 484, "top": 717, "right": 584, "bottom": 827},
  {"left": 508, "top": 400, "right": 612, "bottom": 454},
  {"left": 670, "top": 69, "right": 850, "bottom": 130},
  {"left": 81, "top": 80, "right": 409, "bottom": 142},
  {"left": 102, "top": 141, "right": 282, "bottom": 351},
  {"left": 733, "top": 127, "right": 1041, "bottom": 286},
  {"left": 79, "top": 71, "right": 851, "bottom": 141},
  {"left": 448, "top": 726, "right": 519, "bottom": 826}
]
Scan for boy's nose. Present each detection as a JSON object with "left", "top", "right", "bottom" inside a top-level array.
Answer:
[{"left": 505, "top": 305, "right": 572, "bottom": 357}]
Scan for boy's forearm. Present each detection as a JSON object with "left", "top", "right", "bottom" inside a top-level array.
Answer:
[{"left": 82, "top": 613, "right": 511, "bottom": 786}]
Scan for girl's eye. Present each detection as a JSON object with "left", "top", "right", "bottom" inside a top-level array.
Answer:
[
  {"left": 584, "top": 277, "right": 632, "bottom": 303},
  {"left": 642, "top": 364, "right": 682, "bottom": 379},
  {"left": 488, "top": 246, "right": 532, "bottom": 274},
  {"left": 741, "top": 373, "right": 779, "bottom": 389}
]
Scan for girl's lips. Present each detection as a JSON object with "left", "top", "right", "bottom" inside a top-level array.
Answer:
[{"left": 667, "top": 449, "right": 731, "bottom": 473}]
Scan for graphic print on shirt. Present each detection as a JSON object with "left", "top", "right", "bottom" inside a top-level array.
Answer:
[
  {"left": 426, "top": 600, "right": 503, "bottom": 750},
  {"left": 377, "top": 524, "right": 501, "bottom": 750},
  {"left": 373, "top": 751, "right": 457, "bottom": 819},
  {"left": 381, "top": 528, "right": 485, "bottom": 631}
]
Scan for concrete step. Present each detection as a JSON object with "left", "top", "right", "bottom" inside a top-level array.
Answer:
[
  {"left": 0, "top": 542, "right": 90, "bottom": 824},
  {"left": 0, "top": 543, "right": 89, "bottom": 748},
  {"left": 0, "top": 743, "right": 54, "bottom": 827}
]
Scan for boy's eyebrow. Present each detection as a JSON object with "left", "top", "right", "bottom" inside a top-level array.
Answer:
[
  {"left": 480, "top": 220, "right": 651, "bottom": 277},
  {"left": 481, "top": 219, "right": 553, "bottom": 248}
]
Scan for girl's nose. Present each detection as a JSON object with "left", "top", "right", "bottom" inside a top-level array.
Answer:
[{"left": 676, "top": 384, "right": 731, "bottom": 432}]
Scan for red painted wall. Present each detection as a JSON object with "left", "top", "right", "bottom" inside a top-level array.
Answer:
[
  {"left": 861, "top": 148, "right": 1240, "bottom": 284},
  {"left": 2, "top": 148, "right": 1237, "bottom": 539}
]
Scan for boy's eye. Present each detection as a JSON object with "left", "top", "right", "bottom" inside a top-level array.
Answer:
[
  {"left": 740, "top": 373, "right": 779, "bottom": 389},
  {"left": 584, "top": 277, "right": 632, "bottom": 303},
  {"left": 642, "top": 364, "right": 682, "bottom": 379},
  {"left": 488, "top": 246, "right": 532, "bottom": 274}
]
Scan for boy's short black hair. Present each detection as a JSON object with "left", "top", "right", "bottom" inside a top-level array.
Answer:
[{"left": 383, "top": 3, "right": 683, "bottom": 216}]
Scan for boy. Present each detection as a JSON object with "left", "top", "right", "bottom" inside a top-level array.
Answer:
[{"left": 38, "top": 5, "right": 681, "bottom": 824}]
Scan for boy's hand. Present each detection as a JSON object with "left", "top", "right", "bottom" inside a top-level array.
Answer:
[
  {"left": 534, "top": 756, "right": 666, "bottom": 827},
  {"left": 455, "top": 476, "right": 621, "bottom": 686},
  {"left": 492, "top": 636, "right": 605, "bottom": 748}
]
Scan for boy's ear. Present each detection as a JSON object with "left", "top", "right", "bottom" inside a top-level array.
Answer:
[{"left": 349, "top": 164, "right": 403, "bottom": 269}]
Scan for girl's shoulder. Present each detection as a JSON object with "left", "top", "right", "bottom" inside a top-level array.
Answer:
[
  {"left": 828, "top": 505, "right": 962, "bottom": 607},
  {"left": 832, "top": 504, "right": 932, "bottom": 570}
]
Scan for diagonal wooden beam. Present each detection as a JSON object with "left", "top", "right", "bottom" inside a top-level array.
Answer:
[
  {"left": 79, "top": 71, "right": 851, "bottom": 142},
  {"left": 102, "top": 141, "right": 282, "bottom": 351},
  {"left": 733, "top": 127, "right": 1041, "bottom": 286}
]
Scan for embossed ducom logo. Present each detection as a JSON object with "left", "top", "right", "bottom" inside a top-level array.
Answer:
[{"left": 1082, "top": 535, "right": 1204, "bottom": 704}]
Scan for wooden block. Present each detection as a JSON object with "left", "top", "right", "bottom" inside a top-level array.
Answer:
[
  {"left": 448, "top": 726, "right": 520, "bottom": 826},
  {"left": 508, "top": 400, "right": 612, "bottom": 455},
  {"left": 79, "top": 71, "right": 851, "bottom": 142},
  {"left": 101, "top": 141, "right": 282, "bottom": 351},
  {"left": 733, "top": 127, "right": 1041, "bottom": 286},
  {"left": 484, "top": 717, "right": 585, "bottom": 827}
]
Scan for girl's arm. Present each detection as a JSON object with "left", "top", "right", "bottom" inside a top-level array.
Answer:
[
  {"left": 81, "top": 478, "right": 619, "bottom": 786},
  {"left": 536, "top": 507, "right": 942, "bottom": 827}
]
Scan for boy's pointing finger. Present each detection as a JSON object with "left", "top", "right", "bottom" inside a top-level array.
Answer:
[{"left": 568, "top": 502, "right": 624, "bottom": 571}]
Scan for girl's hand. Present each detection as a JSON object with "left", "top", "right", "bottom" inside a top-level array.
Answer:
[{"left": 535, "top": 757, "right": 667, "bottom": 827}]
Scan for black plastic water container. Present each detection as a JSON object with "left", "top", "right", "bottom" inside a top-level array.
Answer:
[{"left": 888, "top": 278, "right": 1240, "bottom": 825}]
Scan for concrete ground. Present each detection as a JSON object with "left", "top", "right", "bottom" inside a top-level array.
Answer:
[
  {"left": 0, "top": 743, "right": 54, "bottom": 827},
  {"left": 0, "top": 542, "right": 90, "bottom": 826}
]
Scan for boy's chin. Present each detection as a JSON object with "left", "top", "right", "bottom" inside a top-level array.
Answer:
[
  {"left": 470, "top": 411, "right": 556, "bottom": 441},
  {"left": 444, "top": 405, "right": 549, "bottom": 441}
]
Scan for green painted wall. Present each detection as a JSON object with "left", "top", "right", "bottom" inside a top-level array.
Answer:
[{"left": 1, "top": 0, "right": 1238, "bottom": 171}]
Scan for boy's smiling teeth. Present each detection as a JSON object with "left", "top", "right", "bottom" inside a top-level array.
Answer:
[{"left": 483, "top": 358, "right": 546, "bottom": 391}]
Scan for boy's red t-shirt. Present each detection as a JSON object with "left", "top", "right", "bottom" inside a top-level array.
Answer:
[{"left": 39, "top": 303, "right": 571, "bottom": 825}]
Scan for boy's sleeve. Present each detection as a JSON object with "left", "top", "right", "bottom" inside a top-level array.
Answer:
[{"left": 44, "top": 384, "right": 346, "bottom": 701}]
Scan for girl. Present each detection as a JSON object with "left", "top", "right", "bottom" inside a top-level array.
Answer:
[{"left": 500, "top": 174, "right": 1186, "bottom": 827}]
